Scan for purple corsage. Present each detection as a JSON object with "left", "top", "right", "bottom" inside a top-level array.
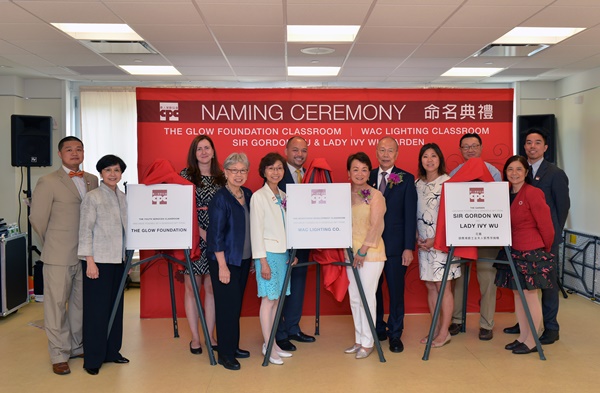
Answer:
[
  {"left": 358, "top": 189, "right": 372, "bottom": 205},
  {"left": 387, "top": 172, "right": 404, "bottom": 188}
]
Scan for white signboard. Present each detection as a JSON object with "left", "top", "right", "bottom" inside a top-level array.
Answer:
[
  {"left": 286, "top": 183, "right": 352, "bottom": 249},
  {"left": 444, "top": 182, "right": 511, "bottom": 247},
  {"left": 126, "top": 184, "right": 193, "bottom": 250}
]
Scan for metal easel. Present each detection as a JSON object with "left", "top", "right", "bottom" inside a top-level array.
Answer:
[
  {"left": 262, "top": 169, "right": 385, "bottom": 366},
  {"left": 422, "top": 245, "right": 545, "bottom": 361},
  {"left": 108, "top": 248, "right": 216, "bottom": 365}
]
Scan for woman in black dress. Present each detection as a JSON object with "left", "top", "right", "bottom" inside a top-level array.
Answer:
[{"left": 180, "top": 136, "right": 225, "bottom": 354}]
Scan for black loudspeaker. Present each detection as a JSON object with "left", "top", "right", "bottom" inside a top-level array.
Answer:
[
  {"left": 517, "top": 114, "right": 556, "bottom": 164},
  {"left": 11, "top": 114, "right": 53, "bottom": 167}
]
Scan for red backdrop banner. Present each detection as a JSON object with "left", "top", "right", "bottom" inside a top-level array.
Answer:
[{"left": 136, "top": 87, "right": 515, "bottom": 318}]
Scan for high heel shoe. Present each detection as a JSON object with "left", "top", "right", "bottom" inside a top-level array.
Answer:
[
  {"left": 505, "top": 340, "right": 522, "bottom": 350},
  {"left": 431, "top": 335, "right": 451, "bottom": 348},
  {"left": 512, "top": 342, "right": 538, "bottom": 354},
  {"left": 276, "top": 349, "right": 292, "bottom": 358},
  {"left": 262, "top": 344, "right": 286, "bottom": 364},
  {"left": 344, "top": 344, "right": 361, "bottom": 354},
  {"left": 355, "top": 347, "right": 373, "bottom": 359},
  {"left": 189, "top": 341, "right": 202, "bottom": 355}
]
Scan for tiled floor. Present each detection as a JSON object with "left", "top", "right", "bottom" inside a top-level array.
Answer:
[{"left": 1, "top": 288, "right": 598, "bottom": 393}]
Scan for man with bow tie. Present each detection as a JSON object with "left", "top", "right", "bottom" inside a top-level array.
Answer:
[{"left": 30, "top": 136, "right": 98, "bottom": 375}]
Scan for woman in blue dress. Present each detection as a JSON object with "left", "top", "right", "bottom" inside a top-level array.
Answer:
[{"left": 250, "top": 152, "right": 297, "bottom": 365}]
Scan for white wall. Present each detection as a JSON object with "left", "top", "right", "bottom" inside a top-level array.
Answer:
[
  {"left": 0, "top": 77, "right": 65, "bottom": 254},
  {"left": 515, "top": 76, "right": 600, "bottom": 237}
]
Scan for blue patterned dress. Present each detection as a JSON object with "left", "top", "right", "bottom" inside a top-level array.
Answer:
[{"left": 255, "top": 194, "right": 291, "bottom": 300}]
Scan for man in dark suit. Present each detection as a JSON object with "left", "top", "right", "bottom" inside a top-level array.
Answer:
[
  {"left": 275, "top": 136, "right": 316, "bottom": 351},
  {"left": 503, "top": 128, "right": 570, "bottom": 344},
  {"left": 30, "top": 136, "right": 99, "bottom": 375},
  {"left": 370, "top": 136, "right": 417, "bottom": 353}
]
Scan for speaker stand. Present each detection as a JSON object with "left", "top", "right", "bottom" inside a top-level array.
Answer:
[{"left": 23, "top": 165, "right": 41, "bottom": 275}]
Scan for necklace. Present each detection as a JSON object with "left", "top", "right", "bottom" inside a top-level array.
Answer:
[{"left": 226, "top": 185, "right": 244, "bottom": 200}]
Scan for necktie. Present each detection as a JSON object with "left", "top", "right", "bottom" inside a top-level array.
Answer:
[
  {"left": 69, "top": 170, "right": 84, "bottom": 178},
  {"left": 296, "top": 169, "right": 303, "bottom": 184},
  {"left": 379, "top": 171, "right": 387, "bottom": 193},
  {"left": 528, "top": 165, "right": 534, "bottom": 181}
]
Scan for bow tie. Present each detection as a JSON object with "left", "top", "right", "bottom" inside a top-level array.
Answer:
[{"left": 69, "top": 170, "right": 84, "bottom": 178}]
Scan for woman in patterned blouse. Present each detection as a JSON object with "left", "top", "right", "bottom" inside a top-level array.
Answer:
[{"left": 180, "top": 136, "right": 225, "bottom": 355}]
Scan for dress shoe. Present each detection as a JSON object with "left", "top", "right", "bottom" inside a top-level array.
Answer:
[
  {"left": 52, "top": 362, "right": 71, "bottom": 375},
  {"left": 503, "top": 323, "right": 520, "bottom": 334},
  {"left": 505, "top": 340, "right": 522, "bottom": 350},
  {"left": 355, "top": 347, "right": 373, "bottom": 359},
  {"left": 377, "top": 331, "right": 388, "bottom": 341},
  {"left": 69, "top": 353, "right": 84, "bottom": 359},
  {"left": 276, "top": 339, "right": 297, "bottom": 351},
  {"left": 539, "top": 329, "right": 559, "bottom": 345},
  {"left": 84, "top": 367, "right": 99, "bottom": 375},
  {"left": 344, "top": 344, "right": 361, "bottom": 354},
  {"left": 218, "top": 357, "right": 241, "bottom": 371},
  {"left": 262, "top": 343, "right": 292, "bottom": 358},
  {"left": 448, "top": 323, "right": 462, "bottom": 336},
  {"left": 512, "top": 342, "right": 538, "bottom": 354},
  {"left": 235, "top": 348, "right": 250, "bottom": 358},
  {"left": 479, "top": 328, "right": 493, "bottom": 341},
  {"left": 190, "top": 341, "right": 202, "bottom": 355},
  {"left": 113, "top": 356, "right": 130, "bottom": 364},
  {"left": 288, "top": 331, "right": 316, "bottom": 343},
  {"left": 431, "top": 335, "right": 451, "bottom": 348},
  {"left": 389, "top": 337, "right": 404, "bottom": 353}
]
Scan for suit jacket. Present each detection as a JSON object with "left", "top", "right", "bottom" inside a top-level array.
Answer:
[
  {"left": 530, "top": 159, "right": 570, "bottom": 246},
  {"left": 369, "top": 166, "right": 417, "bottom": 257},
  {"left": 207, "top": 186, "right": 252, "bottom": 266},
  {"left": 278, "top": 164, "right": 303, "bottom": 193},
  {"left": 250, "top": 184, "right": 288, "bottom": 258},
  {"left": 30, "top": 168, "right": 98, "bottom": 266},
  {"left": 511, "top": 183, "right": 555, "bottom": 252},
  {"left": 78, "top": 182, "right": 127, "bottom": 263}
]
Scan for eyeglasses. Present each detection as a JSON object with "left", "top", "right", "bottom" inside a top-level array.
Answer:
[
  {"left": 226, "top": 168, "right": 248, "bottom": 175},
  {"left": 460, "top": 144, "right": 481, "bottom": 151},
  {"left": 377, "top": 148, "right": 396, "bottom": 155}
]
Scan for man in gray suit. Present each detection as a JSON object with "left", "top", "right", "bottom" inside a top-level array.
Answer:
[
  {"left": 503, "top": 128, "right": 570, "bottom": 344},
  {"left": 30, "top": 136, "right": 98, "bottom": 375}
]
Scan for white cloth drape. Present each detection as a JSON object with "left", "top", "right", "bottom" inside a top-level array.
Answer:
[{"left": 80, "top": 89, "right": 138, "bottom": 186}]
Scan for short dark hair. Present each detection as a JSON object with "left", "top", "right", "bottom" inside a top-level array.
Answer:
[
  {"left": 58, "top": 136, "right": 83, "bottom": 151},
  {"left": 524, "top": 127, "right": 548, "bottom": 145},
  {"left": 347, "top": 152, "right": 372, "bottom": 171},
  {"left": 286, "top": 136, "right": 307, "bottom": 147},
  {"left": 258, "top": 152, "right": 286, "bottom": 181},
  {"left": 417, "top": 143, "right": 447, "bottom": 179},
  {"left": 459, "top": 133, "right": 482, "bottom": 147},
  {"left": 96, "top": 154, "right": 127, "bottom": 173},
  {"left": 502, "top": 155, "right": 530, "bottom": 184}
]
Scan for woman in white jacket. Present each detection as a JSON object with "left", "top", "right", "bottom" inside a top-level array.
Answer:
[
  {"left": 78, "top": 155, "right": 128, "bottom": 375},
  {"left": 250, "top": 152, "right": 297, "bottom": 365}
]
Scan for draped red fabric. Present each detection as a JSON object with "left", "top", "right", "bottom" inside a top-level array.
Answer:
[
  {"left": 303, "top": 158, "right": 349, "bottom": 302},
  {"left": 433, "top": 157, "right": 497, "bottom": 260},
  {"left": 139, "top": 159, "right": 201, "bottom": 262}
]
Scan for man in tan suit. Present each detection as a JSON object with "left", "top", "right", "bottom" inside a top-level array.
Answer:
[{"left": 30, "top": 136, "right": 98, "bottom": 375}]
